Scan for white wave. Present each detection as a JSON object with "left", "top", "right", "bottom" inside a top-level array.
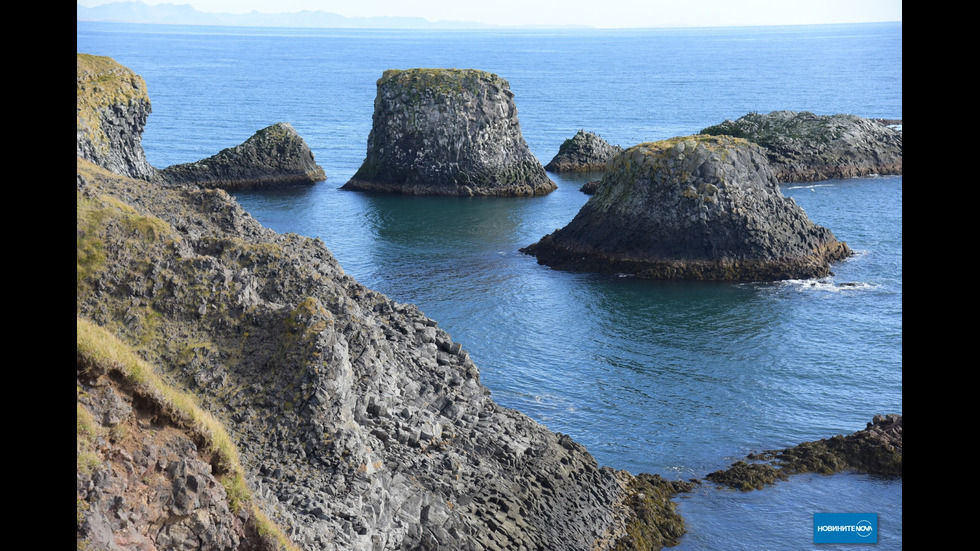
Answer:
[
  {"left": 779, "top": 278, "right": 876, "bottom": 292},
  {"left": 783, "top": 183, "right": 838, "bottom": 190}
]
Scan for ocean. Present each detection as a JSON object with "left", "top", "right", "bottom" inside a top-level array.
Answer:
[{"left": 77, "top": 21, "right": 902, "bottom": 550}]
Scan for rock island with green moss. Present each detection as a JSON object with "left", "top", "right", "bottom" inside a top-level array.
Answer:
[
  {"left": 160, "top": 122, "right": 326, "bottom": 190},
  {"left": 700, "top": 111, "right": 902, "bottom": 182},
  {"left": 343, "top": 68, "right": 556, "bottom": 196},
  {"left": 522, "top": 135, "right": 852, "bottom": 280}
]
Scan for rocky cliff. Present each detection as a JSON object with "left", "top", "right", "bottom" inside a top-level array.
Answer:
[
  {"left": 77, "top": 56, "right": 688, "bottom": 550},
  {"left": 545, "top": 130, "right": 623, "bottom": 173},
  {"left": 342, "top": 69, "right": 556, "bottom": 196},
  {"left": 160, "top": 123, "right": 326, "bottom": 189},
  {"left": 77, "top": 53, "right": 158, "bottom": 181},
  {"left": 700, "top": 111, "right": 903, "bottom": 183},
  {"left": 522, "top": 135, "right": 852, "bottom": 281}
]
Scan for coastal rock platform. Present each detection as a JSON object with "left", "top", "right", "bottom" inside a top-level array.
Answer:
[
  {"left": 700, "top": 111, "right": 903, "bottom": 182},
  {"left": 343, "top": 68, "right": 556, "bottom": 196},
  {"left": 522, "top": 135, "right": 852, "bottom": 281}
]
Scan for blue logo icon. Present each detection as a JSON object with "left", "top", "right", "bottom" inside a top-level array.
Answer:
[{"left": 813, "top": 513, "right": 878, "bottom": 544}]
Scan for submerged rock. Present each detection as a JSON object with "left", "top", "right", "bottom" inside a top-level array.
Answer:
[
  {"left": 76, "top": 53, "right": 158, "bottom": 181},
  {"left": 700, "top": 111, "right": 903, "bottom": 182},
  {"left": 522, "top": 135, "right": 851, "bottom": 280},
  {"left": 545, "top": 130, "right": 623, "bottom": 173},
  {"left": 160, "top": 122, "right": 326, "bottom": 189},
  {"left": 343, "top": 68, "right": 556, "bottom": 196},
  {"left": 707, "top": 414, "right": 902, "bottom": 491}
]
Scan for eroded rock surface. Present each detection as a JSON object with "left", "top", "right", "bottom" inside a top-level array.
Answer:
[
  {"left": 545, "top": 130, "right": 623, "bottom": 173},
  {"left": 700, "top": 111, "right": 902, "bottom": 182},
  {"left": 160, "top": 122, "right": 326, "bottom": 189},
  {"left": 523, "top": 135, "right": 851, "bottom": 280},
  {"left": 343, "top": 68, "right": 556, "bottom": 196}
]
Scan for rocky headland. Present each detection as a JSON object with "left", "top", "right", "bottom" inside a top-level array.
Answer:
[
  {"left": 700, "top": 111, "right": 903, "bottom": 183},
  {"left": 77, "top": 55, "right": 690, "bottom": 551},
  {"left": 342, "top": 68, "right": 556, "bottom": 196},
  {"left": 544, "top": 130, "right": 623, "bottom": 173},
  {"left": 522, "top": 135, "right": 852, "bottom": 281},
  {"left": 160, "top": 122, "right": 326, "bottom": 189},
  {"left": 706, "top": 415, "right": 902, "bottom": 491}
]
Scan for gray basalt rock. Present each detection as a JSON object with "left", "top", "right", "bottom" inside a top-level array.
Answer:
[
  {"left": 76, "top": 53, "right": 158, "bottom": 181},
  {"left": 343, "top": 68, "right": 556, "bottom": 196},
  {"left": 545, "top": 130, "right": 623, "bottom": 173},
  {"left": 700, "top": 111, "right": 902, "bottom": 182},
  {"left": 160, "top": 122, "right": 326, "bottom": 190},
  {"left": 522, "top": 135, "right": 852, "bottom": 280}
]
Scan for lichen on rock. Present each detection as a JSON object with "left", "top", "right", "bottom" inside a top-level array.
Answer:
[
  {"left": 522, "top": 134, "right": 852, "bottom": 280},
  {"left": 700, "top": 111, "right": 902, "bottom": 182},
  {"left": 343, "top": 68, "right": 556, "bottom": 196},
  {"left": 160, "top": 122, "right": 326, "bottom": 190},
  {"left": 545, "top": 130, "right": 623, "bottom": 173}
]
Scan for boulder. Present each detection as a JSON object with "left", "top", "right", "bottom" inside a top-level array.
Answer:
[
  {"left": 700, "top": 111, "right": 902, "bottom": 182},
  {"left": 160, "top": 122, "right": 326, "bottom": 189},
  {"left": 343, "top": 68, "right": 556, "bottom": 196},
  {"left": 545, "top": 130, "right": 623, "bottom": 173},
  {"left": 522, "top": 135, "right": 851, "bottom": 280}
]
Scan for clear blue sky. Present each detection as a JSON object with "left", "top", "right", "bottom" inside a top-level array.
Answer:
[{"left": 77, "top": 1, "right": 902, "bottom": 28}]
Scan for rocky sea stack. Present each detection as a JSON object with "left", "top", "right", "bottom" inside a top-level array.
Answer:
[
  {"left": 342, "top": 68, "right": 556, "bottom": 196},
  {"left": 160, "top": 122, "right": 326, "bottom": 190},
  {"left": 522, "top": 135, "right": 852, "bottom": 281},
  {"left": 700, "top": 111, "right": 902, "bottom": 182},
  {"left": 545, "top": 130, "right": 623, "bottom": 173},
  {"left": 77, "top": 53, "right": 157, "bottom": 181}
]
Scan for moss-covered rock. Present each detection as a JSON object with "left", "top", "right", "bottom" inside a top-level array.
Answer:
[
  {"left": 343, "top": 68, "right": 556, "bottom": 196},
  {"left": 522, "top": 135, "right": 851, "bottom": 280},
  {"left": 700, "top": 111, "right": 902, "bottom": 182}
]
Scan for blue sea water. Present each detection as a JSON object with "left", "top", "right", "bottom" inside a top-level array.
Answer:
[{"left": 78, "top": 21, "right": 902, "bottom": 550}]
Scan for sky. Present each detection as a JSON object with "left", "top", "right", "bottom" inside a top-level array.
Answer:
[{"left": 77, "top": 0, "right": 903, "bottom": 28}]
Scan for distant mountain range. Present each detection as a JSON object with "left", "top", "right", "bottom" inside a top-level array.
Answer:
[{"left": 76, "top": 2, "right": 580, "bottom": 29}]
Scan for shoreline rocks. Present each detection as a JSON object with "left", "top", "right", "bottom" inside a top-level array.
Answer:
[
  {"left": 160, "top": 122, "right": 326, "bottom": 190},
  {"left": 522, "top": 135, "right": 852, "bottom": 281},
  {"left": 706, "top": 415, "right": 903, "bottom": 491},
  {"left": 342, "top": 68, "right": 556, "bottom": 196},
  {"left": 700, "top": 111, "right": 902, "bottom": 183},
  {"left": 545, "top": 130, "right": 623, "bottom": 173}
]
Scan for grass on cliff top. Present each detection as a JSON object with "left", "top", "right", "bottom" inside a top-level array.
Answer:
[
  {"left": 379, "top": 67, "right": 508, "bottom": 94},
  {"left": 77, "top": 53, "right": 150, "bottom": 151},
  {"left": 626, "top": 134, "right": 750, "bottom": 158},
  {"left": 76, "top": 317, "right": 301, "bottom": 551}
]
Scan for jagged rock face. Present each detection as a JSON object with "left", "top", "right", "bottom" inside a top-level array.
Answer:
[
  {"left": 545, "top": 130, "right": 623, "bottom": 173},
  {"left": 522, "top": 135, "right": 851, "bottom": 280},
  {"left": 77, "top": 157, "right": 686, "bottom": 551},
  {"left": 343, "top": 69, "right": 556, "bottom": 196},
  {"left": 700, "top": 111, "right": 903, "bottom": 182},
  {"left": 160, "top": 122, "right": 326, "bottom": 189},
  {"left": 77, "top": 53, "right": 158, "bottom": 181}
]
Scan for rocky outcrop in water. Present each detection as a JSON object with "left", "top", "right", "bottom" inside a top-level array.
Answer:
[
  {"left": 545, "top": 130, "right": 623, "bottom": 173},
  {"left": 342, "top": 68, "right": 556, "bottom": 196},
  {"left": 700, "top": 111, "right": 903, "bottom": 182},
  {"left": 522, "top": 135, "right": 851, "bottom": 281},
  {"left": 77, "top": 57, "right": 689, "bottom": 551},
  {"left": 77, "top": 53, "right": 158, "bottom": 181},
  {"left": 160, "top": 123, "right": 326, "bottom": 189},
  {"left": 706, "top": 414, "right": 903, "bottom": 491}
]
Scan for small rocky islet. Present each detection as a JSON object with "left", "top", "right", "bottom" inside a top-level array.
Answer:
[
  {"left": 77, "top": 53, "right": 901, "bottom": 550},
  {"left": 544, "top": 130, "right": 623, "bottom": 173}
]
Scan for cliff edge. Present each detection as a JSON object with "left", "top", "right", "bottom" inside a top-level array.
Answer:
[
  {"left": 343, "top": 69, "right": 556, "bottom": 196},
  {"left": 522, "top": 135, "right": 851, "bottom": 281},
  {"left": 700, "top": 111, "right": 902, "bottom": 183}
]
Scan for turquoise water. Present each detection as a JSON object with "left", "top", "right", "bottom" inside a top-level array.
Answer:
[{"left": 78, "top": 21, "right": 903, "bottom": 549}]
